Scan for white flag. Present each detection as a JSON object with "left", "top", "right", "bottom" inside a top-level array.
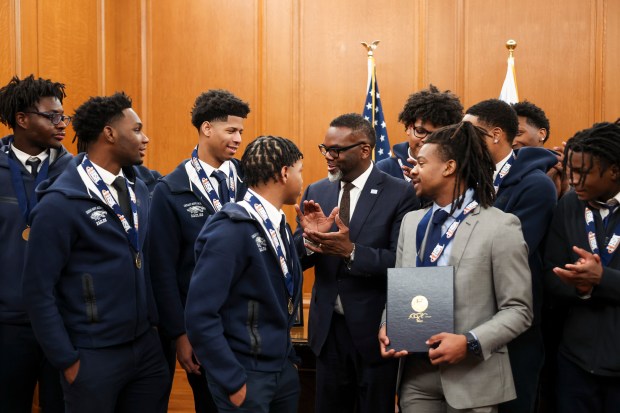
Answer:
[{"left": 499, "top": 55, "right": 519, "bottom": 104}]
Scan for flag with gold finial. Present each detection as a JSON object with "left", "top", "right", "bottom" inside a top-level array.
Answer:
[
  {"left": 361, "top": 41, "right": 391, "bottom": 161},
  {"left": 499, "top": 40, "right": 519, "bottom": 104}
]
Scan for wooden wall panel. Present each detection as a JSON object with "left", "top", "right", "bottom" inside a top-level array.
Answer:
[
  {"left": 460, "top": 0, "right": 597, "bottom": 147},
  {"left": 146, "top": 0, "right": 259, "bottom": 175},
  {"left": 0, "top": 0, "right": 16, "bottom": 137},
  {"left": 603, "top": 0, "right": 620, "bottom": 122}
]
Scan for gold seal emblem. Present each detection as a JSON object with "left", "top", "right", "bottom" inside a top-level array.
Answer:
[
  {"left": 22, "top": 227, "right": 30, "bottom": 241},
  {"left": 411, "top": 295, "right": 429, "bottom": 313}
]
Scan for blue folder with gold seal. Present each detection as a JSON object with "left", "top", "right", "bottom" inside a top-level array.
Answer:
[{"left": 387, "top": 266, "right": 454, "bottom": 353}]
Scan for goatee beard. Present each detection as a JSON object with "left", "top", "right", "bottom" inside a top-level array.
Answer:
[{"left": 328, "top": 170, "right": 343, "bottom": 182}]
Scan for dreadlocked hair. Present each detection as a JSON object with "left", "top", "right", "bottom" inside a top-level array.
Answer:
[
  {"left": 242, "top": 135, "right": 303, "bottom": 187},
  {"left": 191, "top": 89, "right": 250, "bottom": 130},
  {"left": 425, "top": 121, "right": 496, "bottom": 212},
  {"left": 72, "top": 92, "right": 132, "bottom": 149},
  {"left": 563, "top": 119, "right": 620, "bottom": 187},
  {"left": 0, "top": 75, "right": 66, "bottom": 129},
  {"left": 398, "top": 84, "right": 463, "bottom": 128}
]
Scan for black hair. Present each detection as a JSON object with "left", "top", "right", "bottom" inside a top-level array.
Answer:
[
  {"left": 0, "top": 75, "right": 66, "bottom": 129},
  {"left": 191, "top": 89, "right": 250, "bottom": 130},
  {"left": 424, "top": 121, "right": 496, "bottom": 212},
  {"left": 329, "top": 113, "right": 376, "bottom": 147},
  {"left": 511, "top": 100, "right": 551, "bottom": 142},
  {"left": 242, "top": 135, "right": 303, "bottom": 187},
  {"left": 465, "top": 99, "right": 519, "bottom": 143},
  {"left": 564, "top": 119, "right": 620, "bottom": 187},
  {"left": 398, "top": 84, "right": 463, "bottom": 128},
  {"left": 72, "top": 92, "right": 133, "bottom": 150}
]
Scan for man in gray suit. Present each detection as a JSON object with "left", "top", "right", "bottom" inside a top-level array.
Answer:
[{"left": 379, "top": 121, "right": 533, "bottom": 413}]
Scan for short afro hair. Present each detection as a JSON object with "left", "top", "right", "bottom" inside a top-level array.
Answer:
[
  {"left": 191, "top": 89, "right": 250, "bottom": 130},
  {"left": 0, "top": 75, "right": 66, "bottom": 129},
  {"left": 242, "top": 135, "right": 303, "bottom": 187},
  {"left": 398, "top": 84, "right": 463, "bottom": 129},
  {"left": 72, "top": 92, "right": 133, "bottom": 147},
  {"left": 329, "top": 113, "right": 376, "bottom": 147},
  {"left": 465, "top": 99, "right": 519, "bottom": 143},
  {"left": 511, "top": 100, "right": 551, "bottom": 143}
]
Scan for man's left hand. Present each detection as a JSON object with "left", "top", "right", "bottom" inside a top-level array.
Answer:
[
  {"left": 304, "top": 212, "right": 354, "bottom": 258},
  {"left": 553, "top": 246, "right": 603, "bottom": 291},
  {"left": 427, "top": 332, "right": 467, "bottom": 365}
]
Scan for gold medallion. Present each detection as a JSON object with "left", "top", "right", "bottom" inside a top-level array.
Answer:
[
  {"left": 135, "top": 253, "right": 142, "bottom": 269},
  {"left": 22, "top": 227, "right": 30, "bottom": 241},
  {"left": 288, "top": 298, "right": 294, "bottom": 315}
]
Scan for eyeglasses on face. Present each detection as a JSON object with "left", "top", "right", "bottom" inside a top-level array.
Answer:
[
  {"left": 406, "top": 125, "right": 432, "bottom": 139},
  {"left": 318, "top": 142, "right": 366, "bottom": 159},
  {"left": 24, "top": 111, "right": 72, "bottom": 126}
]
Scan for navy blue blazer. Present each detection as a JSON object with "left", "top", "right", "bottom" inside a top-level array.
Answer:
[{"left": 294, "top": 166, "right": 419, "bottom": 362}]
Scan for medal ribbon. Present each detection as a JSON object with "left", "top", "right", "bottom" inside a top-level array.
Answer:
[
  {"left": 244, "top": 191, "right": 294, "bottom": 297},
  {"left": 6, "top": 137, "right": 50, "bottom": 223},
  {"left": 415, "top": 200, "right": 479, "bottom": 267},
  {"left": 397, "top": 158, "right": 412, "bottom": 182},
  {"left": 80, "top": 155, "right": 139, "bottom": 252},
  {"left": 494, "top": 153, "right": 515, "bottom": 192},
  {"left": 584, "top": 207, "right": 620, "bottom": 266},
  {"left": 190, "top": 147, "right": 236, "bottom": 211}
]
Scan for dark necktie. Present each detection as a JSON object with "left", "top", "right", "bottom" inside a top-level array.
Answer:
[
  {"left": 111, "top": 176, "right": 133, "bottom": 225},
  {"left": 422, "top": 209, "right": 450, "bottom": 266},
  {"left": 339, "top": 182, "right": 355, "bottom": 226},
  {"left": 603, "top": 201, "right": 619, "bottom": 229},
  {"left": 279, "top": 215, "right": 291, "bottom": 262},
  {"left": 26, "top": 157, "right": 41, "bottom": 179},
  {"left": 211, "top": 170, "right": 230, "bottom": 203}
]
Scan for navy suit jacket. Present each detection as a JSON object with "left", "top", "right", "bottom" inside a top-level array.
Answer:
[{"left": 294, "top": 166, "right": 419, "bottom": 362}]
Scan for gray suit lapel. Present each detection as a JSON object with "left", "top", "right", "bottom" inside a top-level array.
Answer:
[{"left": 447, "top": 206, "right": 481, "bottom": 267}]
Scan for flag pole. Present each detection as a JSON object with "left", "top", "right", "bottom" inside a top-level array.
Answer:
[
  {"left": 361, "top": 40, "right": 380, "bottom": 159},
  {"left": 499, "top": 39, "right": 519, "bottom": 104}
]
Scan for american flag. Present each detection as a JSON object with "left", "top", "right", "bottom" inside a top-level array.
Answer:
[{"left": 362, "top": 73, "right": 391, "bottom": 161}]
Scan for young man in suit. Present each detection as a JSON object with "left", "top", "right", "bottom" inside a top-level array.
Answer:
[
  {"left": 544, "top": 120, "right": 620, "bottom": 413},
  {"left": 185, "top": 135, "right": 304, "bottom": 412},
  {"left": 148, "top": 89, "right": 250, "bottom": 412},
  {"left": 0, "top": 75, "right": 71, "bottom": 413},
  {"left": 294, "top": 113, "right": 419, "bottom": 413},
  {"left": 380, "top": 121, "right": 533, "bottom": 413},
  {"left": 22, "top": 92, "right": 169, "bottom": 413},
  {"left": 376, "top": 84, "right": 463, "bottom": 181},
  {"left": 464, "top": 99, "right": 556, "bottom": 413}
]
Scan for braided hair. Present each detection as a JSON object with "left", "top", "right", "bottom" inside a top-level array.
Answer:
[
  {"left": 424, "top": 121, "right": 496, "bottom": 212},
  {"left": 0, "top": 75, "right": 66, "bottom": 129},
  {"left": 564, "top": 119, "right": 620, "bottom": 187},
  {"left": 242, "top": 135, "right": 303, "bottom": 187}
]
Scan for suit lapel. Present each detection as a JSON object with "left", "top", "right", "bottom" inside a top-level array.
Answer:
[
  {"left": 447, "top": 205, "right": 481, "bottom": 267},
  {"left": 348, "top": 167, "right": 383, "bottom": 241}
]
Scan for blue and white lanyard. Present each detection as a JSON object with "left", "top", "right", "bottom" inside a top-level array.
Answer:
[
  {"left": 190, "top": 147, "right": 236, "bottom": 211},
  {"left": 244, "top": 191, "right": 294, "bottom": 297},
  {"left": 415, "top": 200, "right": 479, "bottom": 266},
  {"left": 584, "top": 207, "right": 619, "bottom": 266},
  {"left": 80, "top": 155, "right": 139, "bottom": 252}
]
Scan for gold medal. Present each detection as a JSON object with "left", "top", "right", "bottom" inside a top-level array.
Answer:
[
  {"left": 135, "top": 252, "right": 142, "bottom": 269},
  {"left": 22, "top": 227, "right": 30, "bottom": 241},
  {"left": 288, "top": 298, "right": 294, "bottom": 315}
]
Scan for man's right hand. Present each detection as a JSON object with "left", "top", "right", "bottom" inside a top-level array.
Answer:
[
  {"left": 176, "top": 333, "right": 201, "bottom": 375},
  {"left": 64, "top": 359, "right": 81, "bottom": 384},
  {"left": 229, "top": 383, "right": 247, "bottom": 407},
  {"left": 295, "top": 201, "right": 338, "bottom": 233}
]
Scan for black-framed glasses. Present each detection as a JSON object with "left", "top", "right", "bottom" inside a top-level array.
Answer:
[
  {"left": 406, "top": 125, "right": 432, "bottom": 139},
  {"left": 24, "top": 111, "right": 72, "bottom": 126},
  {"left": 318, "top": 142, "right": 366, "bottom": 159}
]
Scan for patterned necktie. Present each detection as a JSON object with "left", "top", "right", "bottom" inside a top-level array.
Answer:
[
  {"left": 211, "top": 170, "right": 230, "bottom": 203},
  {"left": 26, "top": 157, "right": 41, "bottom": 179},
  {"left": 111, "top": 176, "right": 133, "bottom": 225},
  {"left": 422, "top": 209, "right": 451, "bottom": 266},
  {"left": 279, "top": 215, "right": 291, "bottom": 262},
  {"left": 339, "top": 182, "right": 355, "bottom": 226}
]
